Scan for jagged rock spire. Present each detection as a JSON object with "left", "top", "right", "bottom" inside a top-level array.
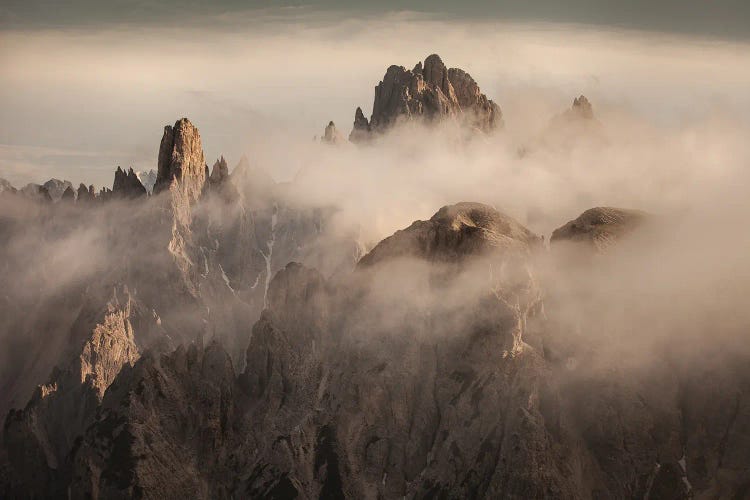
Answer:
[
  {"left": 153, "top": 118, "right": 207, "bottom": 203},
  {"left": 350, "top": 53, "right": 501, "bottom": 141},
  {"left": 209, "top": 156, "right": 229, "bottom": 185},
  {"left": 112, "top": 166, "right": 147, "bottom": 198},
  {"left": 349, "top": 107, "right": 371, "bottom": 143}
]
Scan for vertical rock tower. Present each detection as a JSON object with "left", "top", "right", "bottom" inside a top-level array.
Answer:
[
  {"left": 153, "top": 118, "right": 207, "bottom": 203},
  {"left": 350, "top": 54, "right": 501, "bottom": 141}
]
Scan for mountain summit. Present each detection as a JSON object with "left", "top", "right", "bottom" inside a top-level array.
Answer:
[{"left": 350, "top": 54, "right": 501, "bottom": 141}]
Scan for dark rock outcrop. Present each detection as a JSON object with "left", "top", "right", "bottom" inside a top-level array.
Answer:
[
  {"left": 112, "top": 166, "right": 147, "bottom": 199},
  {"left": 153, "top": 118, "right": 207, "bottom": 202},
  {"left": 351, "top": 54, "right": 501, "bottom": 140},
  {"left": 60, "top": 186, "right": 76, "bottom": 202},
  {"left": 570, "top": 95, "right": 594, "bottom": 119},
  {"left": 348, "top": 107, "right": 371, "bottom": 143}
]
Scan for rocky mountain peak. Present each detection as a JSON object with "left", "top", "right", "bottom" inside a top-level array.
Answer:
[
  {"left": 154, "top": 117, "right": 207, "bottom": 202},
  {"left": 209, "top": 156, "right": 229, "bottom": 185},
  {"left": 112, "top": 166, "right": 147, "bottom": 198},
  {"left": 422, "top": 53, "right": 453, "bottom": 98},
  {"left": 349, "top": 107, "right": 371, "bottom": 143},
  {"left": 60, "top": 186, "right": 75, "bottom": 202},
  {"left": 358, "top": 202, "right": 540, "bottom": 267},
  {"left": 351, "top": 54, "right": 501, "bottom": 141},
  {"left": 571, "top": 95, "right": 594, "bottom": 119}
]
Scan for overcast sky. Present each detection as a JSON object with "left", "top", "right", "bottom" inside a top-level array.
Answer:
[
  {"left": 1, "top": 0, "right": 749, "bottom": 39},
  {"left": 1, "top": 2, "right": 749, "bottom": 187}
]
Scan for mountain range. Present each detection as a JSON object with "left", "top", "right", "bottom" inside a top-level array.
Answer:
[{"left": 0, "top": 54, "right": 748, "bottom": 500}]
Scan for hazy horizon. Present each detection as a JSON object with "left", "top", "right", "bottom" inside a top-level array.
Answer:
[{"left": 1, "top": 7, "right": 750, "bottom": 189}]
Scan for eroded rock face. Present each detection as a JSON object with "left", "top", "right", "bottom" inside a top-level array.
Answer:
[
  {"left": 112, "top": 167, "right": 147, "bottom": 199},
  {"left": 154, "top": 118, "right": 207, "bottom": 202},
  {"left": 352, "top": 54, "right": 501, "bottom": 140}
]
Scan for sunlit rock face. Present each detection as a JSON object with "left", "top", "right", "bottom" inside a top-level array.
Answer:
[
  {"left": 154, "top": 117, "right": 207, "bottom": 203},
  {"left": 350, "top": 54, "right": 502, "bottom": 142}
]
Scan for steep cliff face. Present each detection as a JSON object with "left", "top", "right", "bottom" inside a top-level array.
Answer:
[
  {"left": 3, "top": 291, "right": 141, "bottom": 497},
  {"left": 69, "top": 341, "right": 238, "bottom": 499},
  {"left": 153, "top": 118, "right": 207, "bottom": 202},
  {"left": 350, "top": 54, "right": 501, "bottom": 141}
]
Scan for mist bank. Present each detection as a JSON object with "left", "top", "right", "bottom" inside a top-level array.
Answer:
[
  {"left": 1, "top": 39, "right": 750, "bottom": 496},
  {"left": 2, "top": 15, "right": 750, "bottom": 187}
]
